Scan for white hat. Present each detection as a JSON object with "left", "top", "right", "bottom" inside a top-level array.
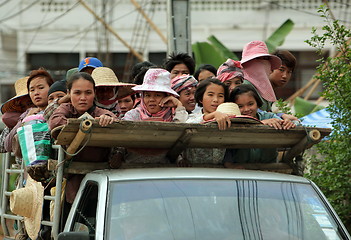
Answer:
[
  {"left": 132, "top": 68, "right": 179, "bottom": 97},
  {"left": 10, "top": 176, "right": 44, "bottom": 240}
]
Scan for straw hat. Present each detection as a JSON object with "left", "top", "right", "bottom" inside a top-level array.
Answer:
[
  {"left": 10, "top": 176, "right": 44, "bottom": 240},
  {"left": 1, "top": 76, "right": 33, "bottom": 114},
  {"left": 133, "top": 68, "right": 179, "bottom": 97},
  {"left": 240, "top": 41, "right": 282, "bottom": 70},
  {"left": 217, "top": 103, "right": 241, "bottom": 115},
  {"left": 215, "top": 102, "right": 262, "bottom": 124},
  {"left": 92, "top": 67, "right": 136, "bottom": 99}
]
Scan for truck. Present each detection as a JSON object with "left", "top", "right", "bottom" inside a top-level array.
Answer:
[{"left": 2, "top": 118, "right": 349, "bottom": 240}]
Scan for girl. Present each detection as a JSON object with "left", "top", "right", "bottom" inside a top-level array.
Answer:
[
  {"left": 187, "top": 78, "right": 231, "bottom": 130},
  {"left": 49, "top": 72, "right": 117, "bottom": 203},
  {"left": 223, "top": 84, "right": 296, "bottom": 169},
  {"left": 123, "top": 68, "right": 187, "bottom": 122},
  {"left": 182, "top": 78, "right": 230, "bottom": 166}
]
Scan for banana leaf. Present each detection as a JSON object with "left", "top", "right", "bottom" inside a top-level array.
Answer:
[
  {"left": 192, "top": 41, "right": 227, "bottom": 69},
  {"left": 207, "top": 35, "right": 239, "bottom": 61},
  {"left": 265, "top": 19, "right": 294, "bottom": 53}
]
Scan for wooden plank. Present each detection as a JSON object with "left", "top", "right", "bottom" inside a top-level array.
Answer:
[{"left": 52, "top": 119, "right": 331, "bottom": 149}]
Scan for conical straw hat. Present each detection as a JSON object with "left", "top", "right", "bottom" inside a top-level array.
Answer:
[
  {"left": 92, "top": 67, "right": 136, "bottom": 99},
  {"left": 10, "top": 176, "right": 44, "bottom": 240}
]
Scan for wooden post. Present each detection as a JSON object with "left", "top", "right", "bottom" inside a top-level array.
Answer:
[
  {"left": 130, "top": 0, "right": 167, "bottom": 44},
  {"left": 283, "top": 129, "right": 321, "bottom": 164},
  {"left": 166, "top": 128, "right": 197, "bottom": 162},
  {"left": 78, "top": 0, "right": 144, "bottom": 61},
  {"left": 304, "top": 79, "right": 321, "bottom": 100},
  {"left": 65, "top": 119, "right": 93, "bottom": 159}
]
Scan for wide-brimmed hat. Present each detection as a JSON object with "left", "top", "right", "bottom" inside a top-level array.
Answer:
[
  {"left": 215, "top": 102, "right": 262, "bottom": 124},
  {"left": 92, "top": 67, "right": 136, "bottom": 99},
  {"left": 1, "top": 76, "right": 33, "bottom": 114},
  {"left": 10, "top": 176, "right": 44, "bottom": 240},
  {"left": 133, "top": 68, "right": 179, "bottom": 97},
  {"left": 240, "top": 41, "right": 282, "bottom": 70},
  {"left": 78, "top": 57, "right": 103, "bottom": 71}
]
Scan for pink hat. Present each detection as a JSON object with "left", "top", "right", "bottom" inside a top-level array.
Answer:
[
  {"left": 132, "top": 68, "right": 179, "bottom": 97},
  {"left": 240, "top": 41, "right": 282, "bottom": 70}
]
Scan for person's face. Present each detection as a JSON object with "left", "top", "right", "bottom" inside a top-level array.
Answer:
[
  {"left": 118, "top": 96, "right": 134, "bottom": 114},
  {"left": 170, "top": 64, "right": 190, "bottom": 79},
  {"left": 48, "top": 91, "right": 67, "bottom": 105},
  {"left": 198, "top": 70, "right": 215, "bottom": 82},
  {"left": 143, "top": 91, "right": 167, "bottom": 114},
  {"left": 70, "top": 78, "right": 95, "bottom": 114},
  {"left": 29, "top": 77, "right": 50, "bottom": 109},
  {"left": 269, "top": 65, "right": 292, "bottom": 89},
  {"left": 96, "top": 86, "right": 115, "bottom": 101},
  {"left": 235, "top": 92, "right": 258, "bottom": 118},
  {"left": 224, "top": 77, "right": 243, "bottom": 93},
  {"left": 179, "top": 86, "right": 196, "bottom": 112},
  {"left": 201, "top": 83, "right": 225, "bottom": 114}
]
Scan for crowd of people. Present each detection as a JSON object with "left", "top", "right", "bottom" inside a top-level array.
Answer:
[
  {"left": 0, "top": 40, "right": 299, "bottom": 168},
  {"left": 0, "top": 39, "right": 300, "bottom": 239}
]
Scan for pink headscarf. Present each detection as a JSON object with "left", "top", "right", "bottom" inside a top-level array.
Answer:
[
  {"left": 216, "top": 59, "right": 244, "bottom": 83},
  {"left": 135, "top": 92, "right": 174, "bottom": 122},
  {"left": 242, "top": 59, "right": 276, "bottom": 102}
]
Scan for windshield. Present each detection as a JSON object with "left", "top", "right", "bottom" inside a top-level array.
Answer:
[{"left": 106, "top": 179, "right": 344, "bottom": 240}]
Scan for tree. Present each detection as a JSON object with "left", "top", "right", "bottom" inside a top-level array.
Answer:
[{"left": 305, "top": 6, "right": 351, "bottom": 231}]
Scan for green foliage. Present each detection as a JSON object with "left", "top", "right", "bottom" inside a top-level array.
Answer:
[
  {"left": 304, "top": 5, "right": 351, "bottom": 232},
  {"left": 265, "top": 19, "right": 295, "bottom": 53}
]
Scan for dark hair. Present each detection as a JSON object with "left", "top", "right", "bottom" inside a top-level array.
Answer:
[
  {"left": 195, "top": 78, "right": 229, "bottom": 107},
  {"left": 67, "top": 72, "right": 95, "bottom": 91},
  {"left": 132, "top": 65, "right": 159, "bottom": 85},
  {"left": 27, "top": 67, "right": 54, "bottom": 90},
  {"left": 273, "top": 50, "right": 296, "bottom": 71},
  {"left": 163, "top": 52, "right": 195, "bottom": 75},
  {"left": 229, "top": 84, "right": 263, "bottom": 108},
  {"left": 194, "top": 64, "right": 217, "bottom": 80},
  {"left": 130, "top": 61, "right": 156, "bottom": 83}
]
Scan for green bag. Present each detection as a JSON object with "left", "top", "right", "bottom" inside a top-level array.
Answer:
[{"left": 16, "top": 122, "right": 52, "bottom": 166}]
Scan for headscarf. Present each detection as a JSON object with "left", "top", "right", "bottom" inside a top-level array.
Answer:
[
  {"left": 94, "top": 87, "right": 119, "bottom": 114},
  {"left": 135, "top": 92, "right": 174, "bottom": 122},
  {"left": 216, "top": 59, "right": 244, "bottom": 83},
  {"left": 171, "top": 75, "right": 198, "bottom": 94},
  {"left": 242, "top": 59, "right": 276, "bottom": 102}
]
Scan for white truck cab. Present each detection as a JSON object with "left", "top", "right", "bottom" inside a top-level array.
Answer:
[{"left": 59, "top": 168, "right": 350, "bottom": 240}]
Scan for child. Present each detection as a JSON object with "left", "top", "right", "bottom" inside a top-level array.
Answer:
[
  {"left": 187, "top": 78, "right": 231, "bottom": 130},
  {"left": 217, "top": 59, "right": 244, "bottom": 94},
  {"left": 183, "top": 78, "right": 230, "bottom": 166},
  {"left": 223, "top": 84, "right": 296, "bottom": 169},
  {"left": 123, "top": 68, "right": 187, "bottom": 122},
  {"left": 117, "top": 95, "right": 135, "bottom": 119},
  {"left": 170, "top": 74, "right": 198, "bottom": 114}
]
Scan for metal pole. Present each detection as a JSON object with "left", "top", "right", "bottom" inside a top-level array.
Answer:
[{"left": 51, "top": 145, "right": 64, "bottom": 240}]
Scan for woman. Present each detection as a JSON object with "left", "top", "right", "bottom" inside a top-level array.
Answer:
[
  {"left": 49, "top": 72, "right": 117, "bottom": 203},
  {"left": 5, "top": 68, "right": 54, "bottom": 153},
  {"left": 240, "top": 41, "right": 281, "bottom": 112},
  {"left": 217, "top": 59, "right": 244, "bottom": 93}
]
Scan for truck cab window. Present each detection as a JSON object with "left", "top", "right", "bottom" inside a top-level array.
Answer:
[{"left": 70, "top": 181, "right": 98, "bottom": 239}]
